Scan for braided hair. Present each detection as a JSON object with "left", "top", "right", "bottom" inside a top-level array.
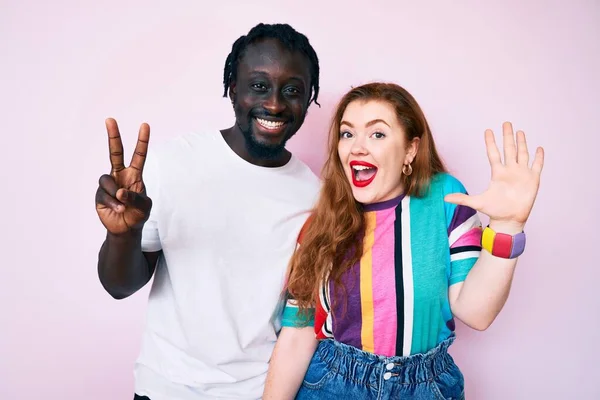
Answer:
[{"left": 223, "top": 23, "right": 320, "bottom": 106}]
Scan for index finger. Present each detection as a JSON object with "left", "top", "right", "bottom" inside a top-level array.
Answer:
[
  {"left": 130, "top": 122, "right": 150, "bottom": 172},
  {"left": 105, "top": 118, "right": 125, "bottom": 173},
  {"left": 484, "top": 129, "right": 502, "bottom": 167}
]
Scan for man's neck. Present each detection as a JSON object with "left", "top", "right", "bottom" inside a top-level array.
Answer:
[{"left": 220, "top": 126, "right": 292, "bottom": 168}]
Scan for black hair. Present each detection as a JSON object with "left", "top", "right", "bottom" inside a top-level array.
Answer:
[{"left": 222, "top": 23, "right": 320, "bottom": 107}]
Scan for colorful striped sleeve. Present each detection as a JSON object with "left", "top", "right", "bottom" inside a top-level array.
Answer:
[
  {"left": 281, "top": 296, "right": 315, "bottom": 328},
  {"left": 443, "top": 175, "right": 483, "bottom": 285},
  {"left": 280, "top": 216, "right": 316, "bottom": 328}
]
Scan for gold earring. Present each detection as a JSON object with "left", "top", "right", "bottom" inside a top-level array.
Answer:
[{"left": 402, "top": 163, "right": 413, "bottom": 176}]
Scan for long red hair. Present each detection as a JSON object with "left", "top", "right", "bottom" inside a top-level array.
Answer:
[{"left": 287, "top": 82, "right": 447, "bottom": 312}]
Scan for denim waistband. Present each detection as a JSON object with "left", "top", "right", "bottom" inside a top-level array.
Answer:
[{"left": 315, "top": 334, "right": 456, "bottom": 387}]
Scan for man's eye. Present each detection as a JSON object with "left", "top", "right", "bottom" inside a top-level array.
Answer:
[{"left": 251, "top": 83, "right": 267, "bottom": 91}]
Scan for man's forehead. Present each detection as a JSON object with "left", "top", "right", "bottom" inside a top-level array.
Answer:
[
  {"left": 244, "top": 38, "right": 288, "bottom": 56},
  {"left": 240, "top": 39, "right": 308, "bottom": 70}
]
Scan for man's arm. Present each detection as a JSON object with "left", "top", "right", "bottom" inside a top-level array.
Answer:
[
  {"left": 95, "top": 118, "right": 160, "bottom": 299},
  {"left": 97, "top": 229, "right": 161, "bottom": 299}
]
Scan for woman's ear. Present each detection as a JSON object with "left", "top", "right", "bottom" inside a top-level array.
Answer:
[{"left": 406, "top": 137, "right": 420, "bottom": 164}]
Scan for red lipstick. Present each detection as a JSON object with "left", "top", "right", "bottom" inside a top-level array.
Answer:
[{"left": 349, "top": 160, "right": 378, "bottom": 188}]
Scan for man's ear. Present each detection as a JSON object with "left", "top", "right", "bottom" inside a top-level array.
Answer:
[{"left": 229, "top": 82, "right": 237, "bottom": 104}]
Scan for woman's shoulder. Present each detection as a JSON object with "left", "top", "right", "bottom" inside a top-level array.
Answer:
[
  {"left": 297, "top": 212, "right": 316, "bottom": 245},
  {"left": 430, "top": 172, "right": 468, "bottom": 195}
]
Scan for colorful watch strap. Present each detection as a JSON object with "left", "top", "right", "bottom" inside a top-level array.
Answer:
[{"left": 481, "top": 226, "right": 526, "bottom": 259}]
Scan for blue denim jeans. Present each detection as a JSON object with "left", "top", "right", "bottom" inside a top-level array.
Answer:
[{"left": 296, "top": 334, "right": 464, "bottom": 400}]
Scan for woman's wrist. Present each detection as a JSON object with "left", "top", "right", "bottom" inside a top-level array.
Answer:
[
  {"left": 482, "top": 221, "right": 527, "bottom": 259},
  {"left": 487, "top": 220, "right": 525, "bottom": 235}
]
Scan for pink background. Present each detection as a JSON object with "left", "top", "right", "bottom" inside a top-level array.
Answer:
[{"left": 1, "top": 1, "right": 598, "bottom": 399}]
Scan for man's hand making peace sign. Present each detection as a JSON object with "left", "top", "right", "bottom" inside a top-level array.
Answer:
[{"left": 95, "top": 118, "right": 153, "bottom": 235}]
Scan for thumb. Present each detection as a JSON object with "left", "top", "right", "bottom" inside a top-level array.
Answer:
[
  {"left": 444, "top": 193, "right": 475, "bottom": 208},
  {"left": 116, "top": 188, "right": 152, "bottom": 214}
]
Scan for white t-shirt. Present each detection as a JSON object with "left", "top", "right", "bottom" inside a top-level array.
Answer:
[{"left": 134, "top": 130, "right": 321, "bottom": 399}]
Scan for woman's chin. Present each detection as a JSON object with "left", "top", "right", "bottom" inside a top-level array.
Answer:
[{"left": 351, "top": 188, "right": 376, "bottom": 205}]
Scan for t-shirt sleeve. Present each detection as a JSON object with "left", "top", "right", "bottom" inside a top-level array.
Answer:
[
  {"left": 444, "top": 175, "right": 482, "bottom": 285},
  {"left": 280, "top": 216, "right": 316, "bottom": 328},
  {"left": 140, "top": 151, "right": 162, "bottom": 252},
  {"left": 281, "top": 296, "right": 315, "bottom": 328}
]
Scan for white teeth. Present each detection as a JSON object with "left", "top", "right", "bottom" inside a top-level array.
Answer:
[
  {"left": 256, "top": 118, "right": 284, "bottom": 128},
  {"left": 352, "top": 165, "right": 375, "bottom": 171}
]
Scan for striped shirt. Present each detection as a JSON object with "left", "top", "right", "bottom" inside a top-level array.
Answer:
[{"left": 282, "top": 173, "right": 482, "bottom": 357}]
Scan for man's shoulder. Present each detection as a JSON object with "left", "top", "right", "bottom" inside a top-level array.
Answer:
[
  {"left": 149, "top": 130, "right": 221, "bottom": 160},
  {"left": 289, "top": 155, "right": 321, "bottom": 185},
  {"left": 142, "top": 130, "right": 223, "bottom": 191}
]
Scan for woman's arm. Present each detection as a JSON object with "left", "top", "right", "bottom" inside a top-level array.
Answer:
[
  {"left": 263, "top": 326, "right": 318, "bottom": 400},
  {"left": 449, "top": 221, "right": 521, "bottom": 331},
  {"left": 446, "top": 123, "right": 543, "bottom": 330}
]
